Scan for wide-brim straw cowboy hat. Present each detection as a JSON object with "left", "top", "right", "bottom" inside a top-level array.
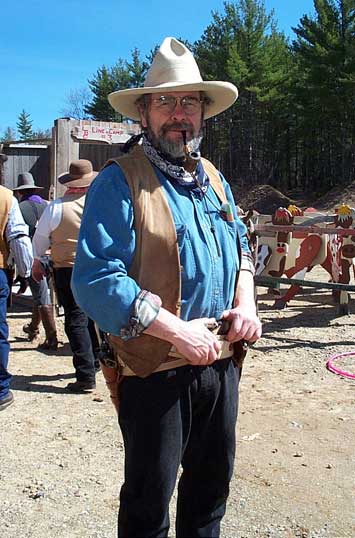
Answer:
[
  {"left": 108, "top": 37, "right": 238, "bottom": 121},
  {"left": 58, "top": 159, "right": 98, "bottom": 188},
  {"left": 13, "top": 172, "right": 43, "bottom": 191}
]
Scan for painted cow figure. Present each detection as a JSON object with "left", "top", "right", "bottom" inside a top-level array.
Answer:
[{"left": 255, "top": 205, "right": 355, "bottom": 314}]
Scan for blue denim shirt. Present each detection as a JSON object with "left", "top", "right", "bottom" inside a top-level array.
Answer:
[{"left": 71, "top": 162, "right": 250, "bottom": 336}]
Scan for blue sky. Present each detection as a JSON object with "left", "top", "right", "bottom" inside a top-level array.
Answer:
[{"left": 0, "top": 0, "right": 315, "bottom": 135}]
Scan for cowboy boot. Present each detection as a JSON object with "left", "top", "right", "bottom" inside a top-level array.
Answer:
[
  {"left": 23, "top": 306, "right": 41, "bottom": 341},
  {"left": 38, "top": 305, "right": 58, "bottom": 350}
]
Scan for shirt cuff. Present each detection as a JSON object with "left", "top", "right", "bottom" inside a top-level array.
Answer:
[
  {"left": 120, "top": 290, "right": 162, "bottom": 340},
  {"left": 241, "top": 251, "right": 255, "bottom": 275}
]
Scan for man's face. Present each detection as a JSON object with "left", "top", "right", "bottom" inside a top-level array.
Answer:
[{"left": 139, "top": 91, "right": 204, "bottom": 159}]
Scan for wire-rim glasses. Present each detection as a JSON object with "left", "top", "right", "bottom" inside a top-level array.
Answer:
[{"left": 150, "top": 95, "right": 204, "bottom": 116}]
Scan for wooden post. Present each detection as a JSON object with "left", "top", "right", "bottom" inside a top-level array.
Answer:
[
  {"left": 54, "top": 119, "right": 79, "bottom": 198},
  {"left": 50, "top": 124, "right": 57, "bottom": 200},
  {"left": 0, "top": 152, "right": 8, "bottom": 186}
]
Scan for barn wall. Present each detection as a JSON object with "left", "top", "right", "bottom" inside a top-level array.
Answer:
[{"left": 1, "top": 146, "right": 51, "bottom": 198}]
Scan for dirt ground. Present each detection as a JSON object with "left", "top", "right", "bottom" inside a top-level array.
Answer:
[
  {"left": 1, "top": 266, "right": 355, "bottom": 538},
  {"left": 236, "top": 178, "right": 355, "bottom": 214}
]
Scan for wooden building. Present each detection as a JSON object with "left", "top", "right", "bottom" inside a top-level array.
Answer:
[{"left": 0, "top": 119, "right": 141, "bottom": 199}]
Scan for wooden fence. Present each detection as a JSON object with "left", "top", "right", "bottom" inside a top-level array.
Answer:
[{"left": 1, "top": 144, "right": 51, "bottom": 198}]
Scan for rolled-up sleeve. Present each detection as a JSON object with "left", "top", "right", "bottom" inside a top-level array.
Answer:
[
  {"left": 7, "top": 198, "right": 33, "bottom": 277},
  {"left": 71, "top": 164, "right": 144, "bottom": 336}
]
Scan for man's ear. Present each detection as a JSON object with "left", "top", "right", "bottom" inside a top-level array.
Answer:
[{"left": 139, "top": 108, "right": 148, "bottom": 129}]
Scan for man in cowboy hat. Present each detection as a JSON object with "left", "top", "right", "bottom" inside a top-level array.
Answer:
[
  {"left": 31, "top": 160, "right": 98, "bottom": 392},
  {"left": 72, "top": 38, "right": 261, "bottom": 536},
  {"left": 13, "top": 172, "right": 58, "bottom": 349}
]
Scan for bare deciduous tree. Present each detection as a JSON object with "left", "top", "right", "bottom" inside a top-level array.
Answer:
[{"left": 60, "top": 87, "right": 92, "bottom": 120}]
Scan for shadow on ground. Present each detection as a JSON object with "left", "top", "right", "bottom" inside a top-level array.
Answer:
[{"left": 11, "top": 372, "right": 75, "bottom": 394}]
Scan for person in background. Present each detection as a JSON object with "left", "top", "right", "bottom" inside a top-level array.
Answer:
[
  {"left": 0, "top": 184, "right": 33, "bottom": 411},
  {"left": 13, "top": 172, "right": 58, "bottom": 349},
  {"left": 32, "top": 160, "right": 98, "bottom": 393},
  {"left": 72, "top": 38, "right": 262, "bottom": 537}
]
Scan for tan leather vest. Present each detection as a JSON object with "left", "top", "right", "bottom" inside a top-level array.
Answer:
[
  {"left": 0, "top": 186, "right": 13, "bottom": 269},
  {"left": 105, "top": 145, "right": 229, "bottom": 377},
  {"left": 51, "top": 194, "right": 85, "bottom": 268}
]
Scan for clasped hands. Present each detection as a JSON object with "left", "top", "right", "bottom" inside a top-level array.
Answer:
[{"left": 172, "top": 307, "right": 262, "bottom": 366}]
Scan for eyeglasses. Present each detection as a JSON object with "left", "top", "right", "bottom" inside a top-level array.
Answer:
[{"left": 150, "top": 95, "right": 204, "bottom": 116}]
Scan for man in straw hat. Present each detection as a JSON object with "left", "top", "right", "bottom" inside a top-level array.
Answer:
[
  {"left": 13, "top": 172, "right": 58, "bottom": 350},
  {"left": 31, "top": 160, "right": 98, "bottom": 392},
  {"left": 72, "top": 38, "right": 261, "bottom": 536}
]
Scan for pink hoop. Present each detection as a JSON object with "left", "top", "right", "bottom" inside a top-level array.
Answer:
[{"left": 326, "top": 352, "right": 355, "bottom": 380}]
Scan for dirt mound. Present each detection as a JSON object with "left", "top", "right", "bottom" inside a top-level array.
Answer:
[
  {"left": 315, "top": 180, "right": 355, "bottom": 211},
  {"left": 234, "top": 184, "right": 296, "bottom": 215},
  {"left": 234, "top": 180, "right": 355, "bottom": 214}
]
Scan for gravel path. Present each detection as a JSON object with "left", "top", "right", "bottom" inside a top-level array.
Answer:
[{"left": 1, "top": 277, "right": 354, "bottom": 538}]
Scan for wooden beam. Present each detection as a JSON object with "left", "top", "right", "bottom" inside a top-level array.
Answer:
[
  {"left": 54, "top": 119, "right": 79, "bottom": 198},
  {"left": 255, "top": 224, "right": 355, "bottom": 236}
]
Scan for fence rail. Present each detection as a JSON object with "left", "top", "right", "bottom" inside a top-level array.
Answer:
[
  {"left": 255, "top": 224, "right": 355, "bottom": 236},
  {"left": 255, "top": 275, "right": 355, "bottom": 292}
]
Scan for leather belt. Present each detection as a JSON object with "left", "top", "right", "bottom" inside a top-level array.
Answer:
[{"left": 120, "top": 335, "right": 234, "bottom": 377}]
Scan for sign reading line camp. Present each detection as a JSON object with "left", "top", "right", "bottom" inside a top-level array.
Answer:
[{"left": 72, "top": 121, "right": 141, "bottom": 144}]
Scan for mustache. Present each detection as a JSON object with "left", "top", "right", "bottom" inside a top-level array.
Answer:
[{"left": 160, "top": 122, "right": 193, "bottom": 136}]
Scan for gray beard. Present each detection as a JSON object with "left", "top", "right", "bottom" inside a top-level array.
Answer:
[
  {"left": 145, "top": 120, "right": 203, "bottom": 161},
  {"left": 156, "top": 134, "right": 203, "bottom": 160}
]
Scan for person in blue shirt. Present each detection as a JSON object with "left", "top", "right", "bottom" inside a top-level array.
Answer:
[
  {"left": 72, "top": 37, "right": 262, "bottom": 538},
  {"left": 0, "top": 183, "right": 33, "bottom": 411}
]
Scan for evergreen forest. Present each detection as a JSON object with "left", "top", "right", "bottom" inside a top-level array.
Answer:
[{"left": 81, "top": 1, "right": 355, "bottom": 194}]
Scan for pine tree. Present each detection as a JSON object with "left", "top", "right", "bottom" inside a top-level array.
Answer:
[
  {"left": 85, "top": 65, "right": 123, "bottom": 121},
  {"left": 126, "top": 48, "right": 148, "bottom": 87},
  {"left": 292, "top": 0, "right": 355, "bottom": 189},
  {"left": 16, "top": 110, "right": 33, "bottom": 140},
  {"left": 85, "top": 48, "right": 148, "bottom": 121},
  {"left": 194, "top": 0, "right": 292, "bottom": 186}
]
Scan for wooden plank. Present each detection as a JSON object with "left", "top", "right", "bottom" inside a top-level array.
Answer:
[
  {"left": 50, "top": 125, "right": 57, "bottom": 200},
  {"left": 55, "top": 119, "right": 79, "bottom": 197},
  {"left": 79, "top": 143, "right": 123, "bottom": 171},
  {"left": 255, "top": 224, "right": 355, "bottom": 236},
  {"left": 2, "top": 147, "right": 50, "bottom": 195},
  {"left": 73, "top": 122, "right": 140, "bottom": 144}
]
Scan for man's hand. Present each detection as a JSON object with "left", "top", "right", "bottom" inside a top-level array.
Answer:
[
  {"left": 32, "top": 258, "right": 46, "bottom": 283},
  {"left": 221, "top": 307, "right": 262, "bottom": 344},
  {"left": 13, "top": 275, "right": 29, "bottom": 295},
  {"left": 170, "top": 317, "right": 221, "bottom": 365},
  {"left": 144, "top": 309, "right": 221, "bottom": 365},
  {"left": 222, "top": 269, "right": 262, "bottom": 344}
]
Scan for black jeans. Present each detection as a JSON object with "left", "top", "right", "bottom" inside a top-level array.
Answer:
[
  {"left": 54, "top": 267, "right": 95, "bottom": 383},
  {"left": 117, "top": 358, "right": 240, "bottom": 538}
]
